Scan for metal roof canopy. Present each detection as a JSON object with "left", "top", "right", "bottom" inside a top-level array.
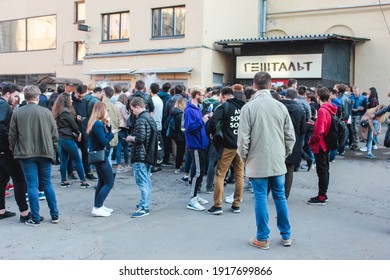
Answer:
[
  {"left": 38, "top": 76, "right": 83, "bottom": 85},
  {"left": 85, "top": 69, "right": 134, "bottom": 75},
  {"left": 216, "top": 34, "right": 370, "bottom": 47},
  {"left": 132, "top": 67, "right": 193, "bottom": 74}
]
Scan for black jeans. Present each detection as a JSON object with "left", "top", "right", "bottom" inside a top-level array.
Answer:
[
  {"left": 314, "top": 148, "right": 330, "bottom": 196},
  {"left": 0, "top": 151, "right": 28, "bottom": 212},
  {"left": 189, "top": 149, "right": 206, "bottom": 197},
  {"left": 77, "top": 139, "right": 91, "bottom": 174},
  {"left": 161, "top": 128, "right": 172, "bottom": 163},
  {"left": 174, "top": 139, "right": 186, "bottom": 170},
  {"left": 156, "top": 130, "right": 164, "bottom": 164}
]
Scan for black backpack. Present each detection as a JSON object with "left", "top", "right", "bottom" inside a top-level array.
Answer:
[
  {"left": 165, "top": 114, "right": 176, "bottom": 138},
  {"left": 324, "top": 113, "right": 347, "bottom": 150}
]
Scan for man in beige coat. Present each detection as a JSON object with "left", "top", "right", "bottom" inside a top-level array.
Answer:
[{"left": 237, "top": 71, "right": 295, "bottom": 250}]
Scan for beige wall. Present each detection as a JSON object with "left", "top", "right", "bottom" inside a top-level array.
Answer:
[
  {"left": 0, "top": 0, "right": 85, "bottom": 79},
  {"left": 267, "top": 0, "right": 390, "bottom": 100}
]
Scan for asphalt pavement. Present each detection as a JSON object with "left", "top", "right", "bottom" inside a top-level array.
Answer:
[{"left": 1, "top": 140, "right": 389, "bottom": 261}]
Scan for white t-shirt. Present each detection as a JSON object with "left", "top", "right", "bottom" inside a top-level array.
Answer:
[{"left": 151, "top": 95, "right": 163, "bottom": 131}]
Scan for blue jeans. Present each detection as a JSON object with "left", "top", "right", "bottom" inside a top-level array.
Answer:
[
  {"left": 133, "top": 162, "right": 151, "bottom": 210},
  {"left": 19, "top": 157, "right": 59, "bottom": 222},
  {"left": 94, "top": 158, "right": 114, "bottom": 208},
  {"left": 116, "top": 130, "right": 129, "bottom": 165},
  {"left": 367, "top": 120, "right": 380, "bottom": 154},
  {"left": 250, "top": 175, "right": 291, "bottom": 241},
  {"left": 59, "top": 138, "right": 86, "bottom": 182},
  {"left": 329, "top": 149, "right": 337, "bottom": 161}
]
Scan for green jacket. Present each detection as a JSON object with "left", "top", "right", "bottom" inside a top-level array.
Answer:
[{"left": 9, "top": 103, "right": 58, "bottom": 161}]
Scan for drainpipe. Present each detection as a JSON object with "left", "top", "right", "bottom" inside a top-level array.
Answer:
[{"left": 260, "top": 0, "right": 267, "bottom": 38}]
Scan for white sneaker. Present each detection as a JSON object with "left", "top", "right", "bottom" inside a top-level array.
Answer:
[
  {"left": 197, "top": 196, "right": 208, "bottom": 205},
  {"left": 373, "top": 145, "right": 378, "bottom": 150},
  {"left": 101, "top": 205, "right": 113, "bottom": 213},
  {"left": 224, "top": 192, "right": 243, "bottom": 204},
  {"left": 359, "top": 146, "right": 368, "bottom": 152},
  {"left": 125, "top": 165, "right": 132, "bottom": 171},
  {"left": 92, "top": 207, "right": 111, "bottom": 217},
  {"left": 117, "top": 166, "right": 126, "bottom": 173},
  {"left": 187, "top": 197, "right": 205, "bottom": 211},
  {"left": 174, "top": 169, "right": 181, "bottom": 174}
]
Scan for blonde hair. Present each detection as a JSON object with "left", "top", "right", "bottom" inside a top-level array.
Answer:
[
  {"left": 23, "top": 85, "right": 40, "bottom": 101},
  {"left": 190, "top": 85, "right": 205, "bottom": 99},
  {"left": 174, "top": 98, "right": 187, "bottom": 111},
  {"left": 87, "top": 102, "right": 107, "bottom": 134}
]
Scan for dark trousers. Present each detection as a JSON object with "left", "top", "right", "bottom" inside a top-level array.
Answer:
[
  {"left": 314, "top": 148, "right": 330, "bottom": 196},
  {"left": 94, "top": 158, "right": 114, "bottom": 208},
  {"left": 0, "top": 151, "right": 28, "bottom": 212},
  {"left": 156, "top": 129, "right": 164, "bottom": 165},
  {"left": 77, "top": 139, "right": 90, "bottom": 174},
  {"left": 189, "top": 149, "right": 206, "bottom": 198},
  {"left": 174, "top": 139, "right": 186, "bottom": 170},
  {"left": 162, "top": 128, "right": 172, "bottom": 163},
  {"left": 285, "top": 164, "right": 295, "bottom": 199}
]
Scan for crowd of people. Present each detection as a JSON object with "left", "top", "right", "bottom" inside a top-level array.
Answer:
[{"left": 1, "top": 72, "right": 388, "bottom": 249}]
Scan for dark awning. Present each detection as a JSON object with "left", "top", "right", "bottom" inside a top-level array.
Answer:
[
  {"left": 38, "top": 77, "right": 83, "bottom": 85},
  {"left": 85, "top": 69, "right": 134, "bottom": 75},
  {"left": 132, "top": 67, "right": 193, "bottom": 74},
  {"left": 216, "top": 33, "right": 370, "bottom": 47}
]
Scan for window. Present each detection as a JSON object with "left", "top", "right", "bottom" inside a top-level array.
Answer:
[
  {"left": 102, "top": 12, "right": 129, "bottom": 41},
  {"left": 0, "top": 19, "right": 26, "bottom": 52},
  {"left": 152, "top": 6, "right": 185, "bottom": 38},
  {"left": 27, "top": 16, "right": 56, "bottom": 51},
  {"left": 0, "top": 15, "right": 56, "bottom": 53},
  {"left": 75, "top": 1, "right": 86, "bottom": 23},
  {"left": 213, "top": 73, "right": 224, "bottom": 86},
  {"left": 75, "top": 41, "right": 85, "bottom": 63}
]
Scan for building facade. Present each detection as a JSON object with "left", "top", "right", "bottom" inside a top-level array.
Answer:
[{"left": 0, "top": 0, "right": 389, "bottom": 100}]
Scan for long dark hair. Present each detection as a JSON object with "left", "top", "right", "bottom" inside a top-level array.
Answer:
[
  {"left": 369, "top": 87, "right": 378, "bottom": 100},
  {"left": 368, "top": 87, "right": 379, "bottom": 109},
  {"left": 52, "top": 93, "right": 76, "bottom": 119}
]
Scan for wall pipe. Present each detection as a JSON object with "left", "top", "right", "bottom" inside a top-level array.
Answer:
[{"left": 260, "top": 0, "right": 267, "bottom": 38}]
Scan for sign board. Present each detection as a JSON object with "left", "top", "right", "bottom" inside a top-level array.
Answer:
[
  {"left": 78, "top": 24, "right": 90, "bottom": 32},
  {"left": 236, "top": 54, "right": 322, "bottom": 79}
]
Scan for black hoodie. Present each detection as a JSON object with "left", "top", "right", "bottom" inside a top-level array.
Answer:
[
  {"left": 209, "top": 98, "right": 245, "bottom": 149},
  {"left": 280, "top": 99, "right": 306, "bottom": 165}
]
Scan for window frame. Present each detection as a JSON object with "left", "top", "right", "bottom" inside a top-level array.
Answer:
[
  {"left": 101, "top": 11, "right": 129, "bottom": 42},
  {"left": 152, "top": 5, "right": 185, "bottom": 39},
  {"left": 0, "top": 14, "right": 56, "bottom": 53},
  {"left": 75, "top": 41, "right": 85, "bottom": 64},
  {"left": 75, "top": 1, "right": 86, "bottom": 24}
]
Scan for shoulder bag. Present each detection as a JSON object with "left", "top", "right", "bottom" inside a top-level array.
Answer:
[{"left": 88, "top": 149, "right": 106, "bottom": 164}]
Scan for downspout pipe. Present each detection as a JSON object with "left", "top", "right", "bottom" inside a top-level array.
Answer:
[{"left": 260, "top": 0, "right": 267, "bottom": 38}]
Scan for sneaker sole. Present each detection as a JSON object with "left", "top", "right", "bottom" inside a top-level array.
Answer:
[
  {"left": 131, "top": 212, "right": 150, "bottom": 218},
  {"left": 25, "top": 221, "right": 40, "bottom": 227},
  {"left": 187, "top": 205, "right": 205, "bottom": 211},
  {"left": 91, "top": 212, "right": 111, "bottom": 217},
  {"left": 207, "top": 210, "right": 223, "bottom": 215},
  {"left": 52, "top": 219, "right": 60, "bottom": 224},
  {"left": 197, "top": 201, "right": 208, "bottom": 205},
  {"left": 249, "top": 238, "right": 269, "bottom": 250},
  {"left": 306, "top": 201, "right": 327, "bottom": 206},
  {"left": 282, "top": 238, "right": 293, "bottom": 246},
  {"left": 232, "top": 209, "right": 241, "bottom": 213}
]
